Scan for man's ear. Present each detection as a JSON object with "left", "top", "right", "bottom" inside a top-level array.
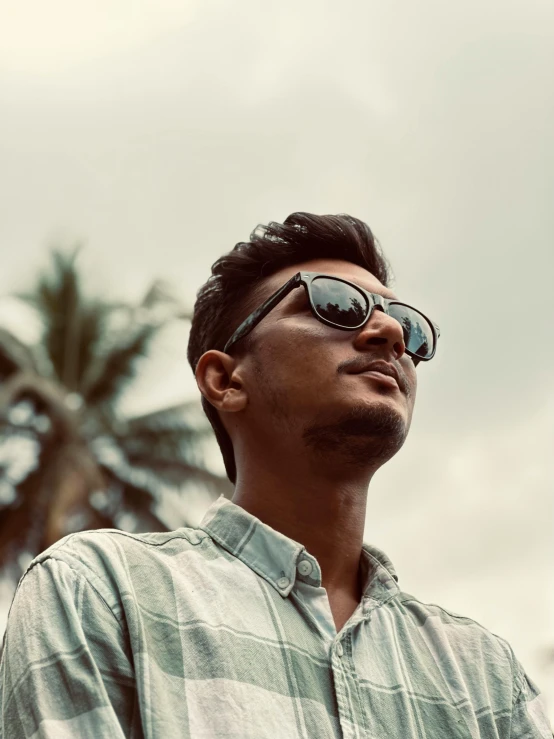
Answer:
[{"left": 195, "top": 350, "right": 247, "bottom": 413}]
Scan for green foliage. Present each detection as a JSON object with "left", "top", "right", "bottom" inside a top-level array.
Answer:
[{"left": 0, "top": 245, "right": 231, "bottom": 585}]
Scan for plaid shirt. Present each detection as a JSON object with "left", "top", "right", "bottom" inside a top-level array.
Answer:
[{"left": 1, "top": 495, "right": 551, "bottom": 738}]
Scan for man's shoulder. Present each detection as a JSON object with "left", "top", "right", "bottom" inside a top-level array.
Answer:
[
  {"left": 21, "top": 524, "right": 211, "bottom": 606},
  {"left": 397, "top": 589, "right": 512, "bottom": 646},
  {"left": 41, "top": 526, "right": 208, "bottom": 562},
  {"left": 395, "top": 589, "right": 518, "bottom": 682},
  {"left": 391, "top": 591, "right": 552, "bottom": 733}
]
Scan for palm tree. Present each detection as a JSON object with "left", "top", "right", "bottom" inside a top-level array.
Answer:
[{"left": 0, "top": 247, "right": 231, "bottom": 586}]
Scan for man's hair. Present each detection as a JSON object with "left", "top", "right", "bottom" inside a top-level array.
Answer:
[{"left": 187, "top": 212, "right": 393, "bottom": 483}]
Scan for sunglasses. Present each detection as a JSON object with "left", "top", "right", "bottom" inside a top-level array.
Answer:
[{"left": 223, "top": 272, "right": 440, "bottom": 365}]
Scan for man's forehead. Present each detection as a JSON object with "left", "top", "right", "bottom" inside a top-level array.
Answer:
[{"left": 265, "top": 259, "right": 398, "bottom": 300}]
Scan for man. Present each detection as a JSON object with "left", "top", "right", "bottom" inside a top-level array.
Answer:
[{"left": 0, "top": 213, "right": 551, "bottom": 738}]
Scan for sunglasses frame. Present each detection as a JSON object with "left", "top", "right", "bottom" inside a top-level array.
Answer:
[{"left": 223, "top": 271, "right": 440, "bottom": 365}]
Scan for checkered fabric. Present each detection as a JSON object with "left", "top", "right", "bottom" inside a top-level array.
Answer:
[{"left": 1, "top": 495, "right": 551, "bottom": 738}]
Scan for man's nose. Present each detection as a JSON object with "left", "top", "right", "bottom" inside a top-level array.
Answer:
[{"left": 353, "top": 307, "right": 406, "bottom": 361}]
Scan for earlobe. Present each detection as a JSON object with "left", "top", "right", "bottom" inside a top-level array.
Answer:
[{"left": 195, "top": 350, "right": 247, "bottom": 413}]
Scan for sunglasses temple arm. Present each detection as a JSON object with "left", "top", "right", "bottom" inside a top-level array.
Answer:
[{"left": 223, "top": 274, "right": 300, "bottom": 353}]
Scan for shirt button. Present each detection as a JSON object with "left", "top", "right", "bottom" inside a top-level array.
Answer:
[
  {"left": 277, "top": 576, "right": 290, "bottom": 589},
  {"left": 336, "top": 642, "right": 344, "bottom": 658},
  {"left": 297, "top": 559, "right": 313, "bottom": 577}
]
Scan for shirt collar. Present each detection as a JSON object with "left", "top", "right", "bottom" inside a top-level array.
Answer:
[{"left": 198, "top": 495, "right": 399, "bottom": 602}]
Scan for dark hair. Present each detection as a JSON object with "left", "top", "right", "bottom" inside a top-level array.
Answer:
[{"left": 187, "top": 212, "right": 393, "bottom": 483}]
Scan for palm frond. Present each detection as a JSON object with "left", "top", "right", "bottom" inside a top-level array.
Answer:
[
  {"left": 110, "top": 402, "right": 227, "bottom": 493},
  {"left": 0, "top": 327, "right": 41, "bottom": 378},
  {"left": 138, "top": 279, "right": 192, "bottom": 323},
  {"left": 74, "top": 302, "right": 111, "bottom": 391},
  {"left": 0, "top": 371, "right": 79, "bottom": 442},
  {"left": 128, "top": 457, "right": 232, "bottom": 497},
  {"left": 120, "top": 401, "right": 210, "bottom": 454},
  {"left": 140, "top": 279, "right": 183, "bottom": 310},
  {"left": 120, "top": 426, "right": 203, "bottom": 463},
  {"left": 81, "top": 321, "right": 161, "bottom": 408},
  {"left": 94, "top": 427, "right": 231, "bottom": 507},
  {"left": 100, "top": 467, "right": 171, "bottom": 532},
  {"left": 124, "top": 399, "right": 203, "bottom": 428},
  {"left": 15, "top": 248, "right": 81, "bottom": 312},
  {"left": 16, "top": 248, "right": 85, "bottom": 389}
]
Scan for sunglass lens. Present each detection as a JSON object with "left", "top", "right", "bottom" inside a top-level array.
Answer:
[
  {"left": 388, "top": 304, "right": 434, "bottom": 359},
  {"left": 311, "top": 277, "right": 368, "bottom": 328}
]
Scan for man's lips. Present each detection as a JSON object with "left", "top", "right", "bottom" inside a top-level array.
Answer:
[
  {"left": 347, "top": 360, "right": 403, "bottom": 392},
  {"left": 357, "top": 370, "right": 399, "bottom": 389}
]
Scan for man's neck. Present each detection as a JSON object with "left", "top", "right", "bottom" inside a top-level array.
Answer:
[{"left": 231, "top": 458, "right": 373, "bottom": 603}]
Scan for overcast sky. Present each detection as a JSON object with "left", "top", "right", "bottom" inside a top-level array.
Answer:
[{"left": 1, "top": 0, "right": 553, "bottom": 720}]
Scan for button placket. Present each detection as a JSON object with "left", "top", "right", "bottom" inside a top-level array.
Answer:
[
  {"left": 333, "top": 631, "right": 367, "bottom": 739},
  {"left": 331, "top": 638, "right": 356, "bottom": 739}
]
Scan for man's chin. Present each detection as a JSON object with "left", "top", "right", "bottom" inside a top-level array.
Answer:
[{"left": 302, "top": 402, "right": 409, "bottom": 468}]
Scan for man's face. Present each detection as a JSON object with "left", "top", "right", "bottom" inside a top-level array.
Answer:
[{"left": 234, "top": 257, "right": 418, "bottom": 469}]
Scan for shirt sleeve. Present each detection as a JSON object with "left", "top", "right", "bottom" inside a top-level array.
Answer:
[
  {"left": 0, "top": 556, "right": 137, "bottom": 739},
  {"left": 510, "top": 654, "right": 553, "bottom": 738}
]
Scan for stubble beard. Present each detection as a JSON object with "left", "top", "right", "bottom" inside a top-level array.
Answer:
[
  {"left": 302, "top": 402, "right": 409, "bottom": 470},
  {"left": 253, "top": 357, "right": 410, "bottom": 471}
]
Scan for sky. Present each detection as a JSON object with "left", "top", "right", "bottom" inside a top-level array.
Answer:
[{"left": 1, "top": 0, "right": 554, "bottom": 721}]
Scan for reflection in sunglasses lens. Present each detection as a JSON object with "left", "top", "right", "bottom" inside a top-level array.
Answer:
[
  {"left": 312, "top": 278, "right": 368, "bottom": 327},
  {"left": 388, "top": 304, "right": 434, "bottom": 358}
]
